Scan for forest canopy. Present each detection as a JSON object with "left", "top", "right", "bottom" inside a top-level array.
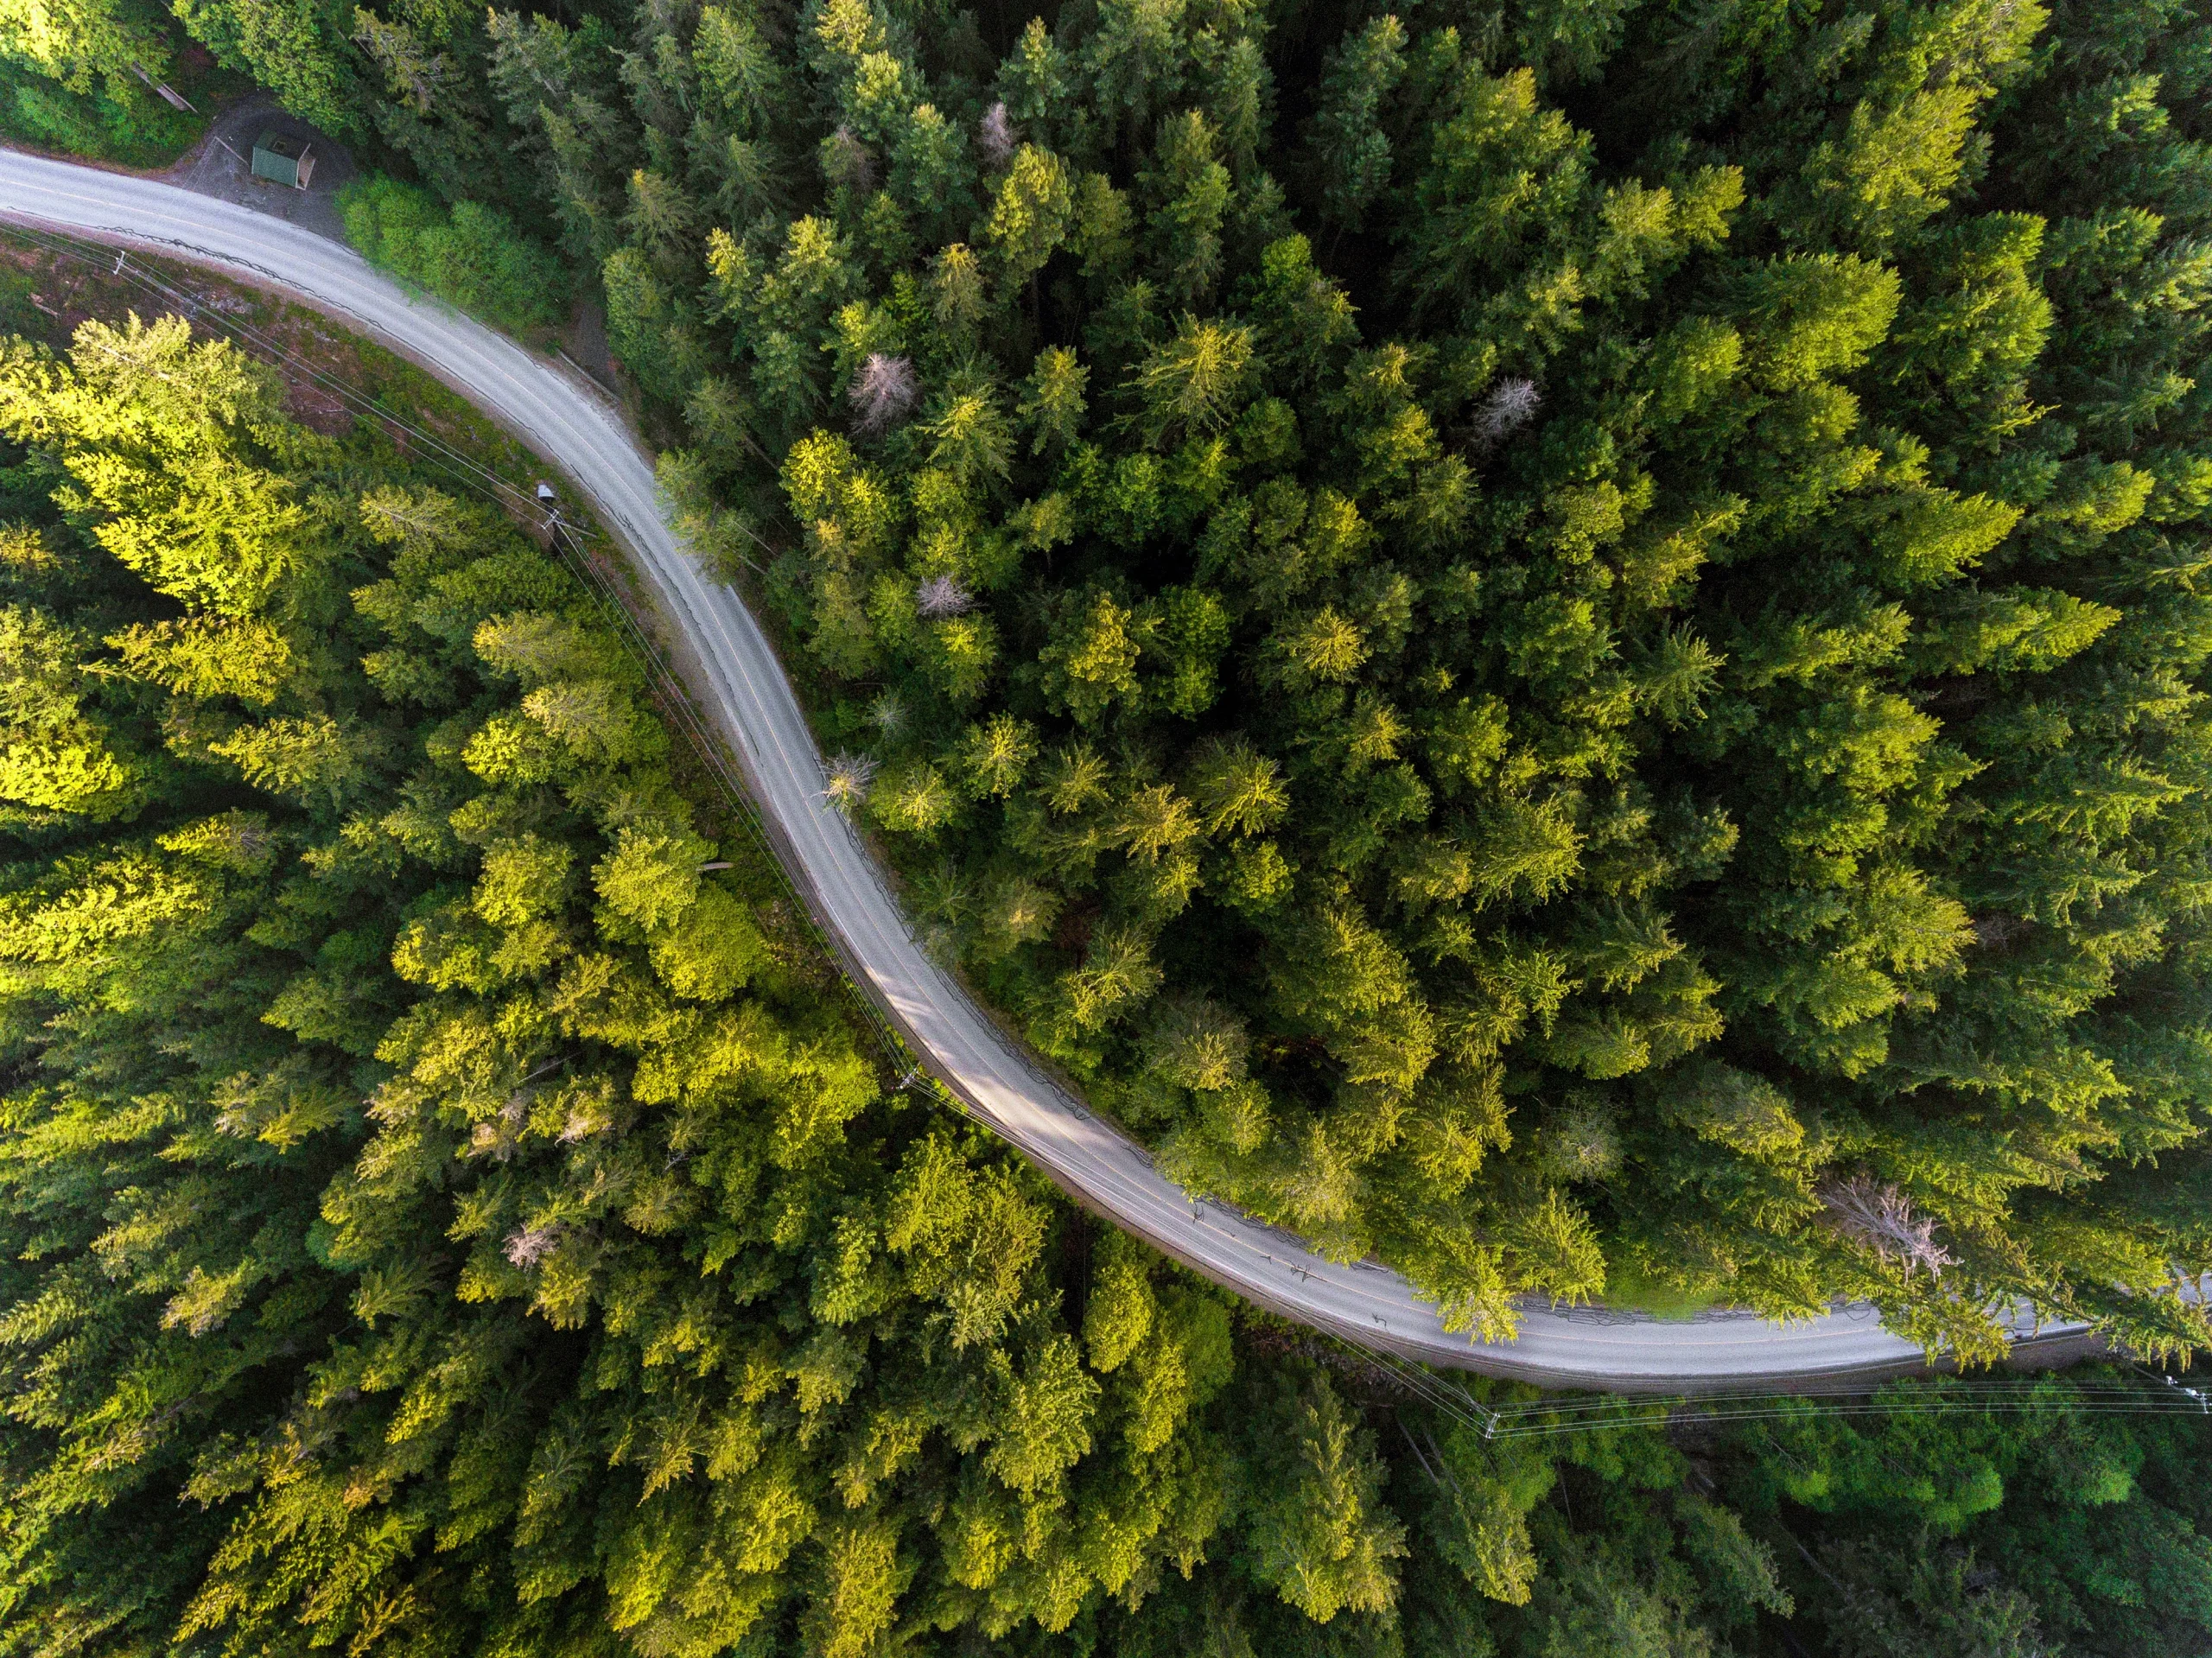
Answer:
[
  {"left": 0, "top": 309, "right": 1259, "bottom": 1657},
  {"left": 3, "top": 0, "right": 2209, "bottom": 1351},
  {"left": 0, "top": 254, "right": 2204, "bottom": 1658},
  {"left": 10, "top": 295, "right": 2200, "bottom": 1658},
  {"left": 2, "top": 0, "right": 2212, "bottom": 1649},
  {"left": 493, "top": 0, "right": 2212, "bottom": 1360}
]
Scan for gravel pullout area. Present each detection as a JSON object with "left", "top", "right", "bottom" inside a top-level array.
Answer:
[{"left": 163, "top": 96, "right": 354, "bottom": 243}]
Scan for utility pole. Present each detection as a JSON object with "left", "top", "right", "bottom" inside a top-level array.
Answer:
[{"left": 130, "top": 63, "right": 196, "bottom": 112}]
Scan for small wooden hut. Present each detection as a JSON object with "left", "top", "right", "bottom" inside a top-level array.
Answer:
[{"left": 250, "top": 131, "right": 315, "bottom": 190}]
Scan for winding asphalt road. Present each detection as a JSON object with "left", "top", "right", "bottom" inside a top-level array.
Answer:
[{"left": 0, "top": 149, "right": 2095, "bottom": 1391}]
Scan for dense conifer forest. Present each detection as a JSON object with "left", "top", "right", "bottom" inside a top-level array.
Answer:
[
  {"left": 646, "top": 0, "right": 2212, "bottom": 1357},
  {"left": 341, "top": 0, "right": 2212, "bottom": 1361},
  {"left": 5, "top": 287, "right": 2200, "bottom": 1658},
  {"left": 3, "top": 0, "right": 2212, "bottom": 1651}
]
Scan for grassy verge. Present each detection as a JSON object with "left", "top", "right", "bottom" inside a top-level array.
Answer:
[{"left": 1596, "top": 1266, "right": 1729, "bottom": 1322}]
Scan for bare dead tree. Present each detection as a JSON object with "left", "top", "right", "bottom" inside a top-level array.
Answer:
[
  {"left": 504, "top": 1222, "right": 568, "bottom": 1268},
  {"left": 916, "top": 571, "right": 974, "bottom": 619},
  {"left": 825, "top": 124, "right": 875, "bottom": 191},
  {"left": 1819, "top": 1174, "right": 1955, "bottom": 1281},
  {"left": 1478, "top": 376, "right": 1542, "bottom": 442},
  {"left": 823, "top": 753, "right": 879, "bottom": 815},
  {"left": 978, "top": 101, "right": 1018, "bottom": 168},
  {"left": 849, "top": 352, "right": 918, "bottom": 433}
]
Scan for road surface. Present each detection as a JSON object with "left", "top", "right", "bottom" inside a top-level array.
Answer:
[{"left": 0, "top": 148, "right": 2094, "bottom": 1391}]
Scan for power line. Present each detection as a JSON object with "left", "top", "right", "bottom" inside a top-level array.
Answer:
[
  {"left": 1345, "top": 1334, "right": 2212, "bottom": 1439},
  {"left": 7, "top": 224, "right": 585, "bottom": 537}
]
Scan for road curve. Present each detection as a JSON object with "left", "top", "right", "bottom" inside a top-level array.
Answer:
[{"left": 0, "top": 149, "right": 2090, "bottom": 1391}]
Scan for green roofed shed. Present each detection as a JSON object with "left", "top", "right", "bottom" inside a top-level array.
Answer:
[{"left": 250, "top": 130, "right": 315, "bottom": 190}]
